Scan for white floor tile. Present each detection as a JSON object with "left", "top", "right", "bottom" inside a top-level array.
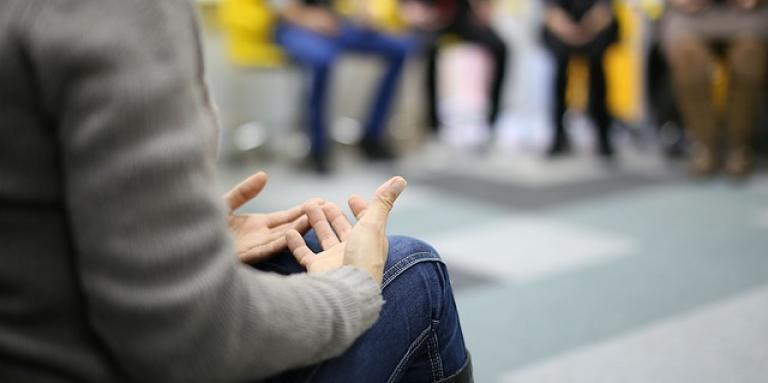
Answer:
[
  {"left": 423, "top": 215, "right": 634, "bottom": 282},
  {"left": 501, "top": 285, "right": 768, "bottom": 383}
]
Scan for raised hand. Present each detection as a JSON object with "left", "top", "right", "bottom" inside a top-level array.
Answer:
[
  {"left": 224, "top": 171, "right": 315, "bottom": 264},
  {"left": 286, "top": 177, "right": 407, "bottom": 283}
]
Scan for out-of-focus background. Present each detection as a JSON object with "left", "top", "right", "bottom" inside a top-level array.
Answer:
[{"left": 198, "top": 0, "right": 768, "bottom": 381}]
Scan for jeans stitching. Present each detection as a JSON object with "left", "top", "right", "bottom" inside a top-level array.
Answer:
[
  {"left": 382, "top": 252, "right": 444, "bottom": 290},
  {"left": 385, "top": 325, "right": 433, "bottom": 383},
  {"left": 427, "top": 320, "right": 444, "bottom": 381},
  {"left": 382, "top": 250, "right": 446, "bottom": 382}
]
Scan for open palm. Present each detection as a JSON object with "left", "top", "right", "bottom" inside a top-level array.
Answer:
[
  {"left": 287, "top": 177, "right": 406, "bottom": 283},
  {"left": 224, "top": 172, "right": 314, "bottom": 264}
]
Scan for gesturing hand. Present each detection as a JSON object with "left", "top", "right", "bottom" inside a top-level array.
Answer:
[
  {"left": 286, "top": 177, "right": 407, "bottom": 284},
  {"left": 224, "top": 171, "right": 314, "bottom": 264},
  {"left": 286, "top": 202, "right": 350, "bottom": 275}
]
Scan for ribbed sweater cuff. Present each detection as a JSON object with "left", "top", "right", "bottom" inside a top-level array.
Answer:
[{"left": 323, "top": 266, "right": 383, "bottom": 334}]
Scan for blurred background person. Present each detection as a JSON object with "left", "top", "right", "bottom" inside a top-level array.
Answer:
[
  {"left": 401, "top": 0, "right": 509, "bottom": 141},
  {"left": 274, "top": 0, "right": 418, "bottom": 173},
  {"left": 542, "top": 0, "right": 619, "bottom": 158},
  {"left": 662, "top": 0, "right": 768, "bottom": 177}
]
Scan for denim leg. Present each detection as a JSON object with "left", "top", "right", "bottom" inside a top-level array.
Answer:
[
  {"left": 340, "top": 26, "right": 417, "bottom": 141},
  {"left": 260, "top": 234, "right": 468, "bottom": 383},
  {"left": 274, "top": 24, "right": 340, "bottom": 157}
]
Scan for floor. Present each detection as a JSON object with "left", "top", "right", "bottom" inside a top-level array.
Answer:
[
  {"left": 216, "top": 143, "right": 768, "bottom": 382},
  {"left": 203, "top": 12, "right": 768, "bottom": 381}
]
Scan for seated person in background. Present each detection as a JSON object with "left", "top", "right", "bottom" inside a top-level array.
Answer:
[
  {"left": 0, "top": 0, "right": 472, "bottom": 382},
  {"left": 662, "top": 0, "right": 768, "bottom": 177},
  {"left": 274, "top": 0, "right": 418, "bottom": 173},
  {"left": 402, "top": 0, "right": 508, "bottom": 137},
  {"left": 542, "top": 0, "right": 618, "bottom": 157}
]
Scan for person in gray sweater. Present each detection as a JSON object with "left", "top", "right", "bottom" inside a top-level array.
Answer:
[{"left": 0, "top": 0, "right": 472, "bottom": 382}]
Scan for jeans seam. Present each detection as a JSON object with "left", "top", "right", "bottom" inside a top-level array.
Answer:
[
  {"left": 427, "top": 319, "right": 444, "bottom": 382},
  {"left": 382, "top": 252, "right": 443, "bottom": 290},
  {"left": 385, "top": 325, "right": 433, "bottom": 383}
]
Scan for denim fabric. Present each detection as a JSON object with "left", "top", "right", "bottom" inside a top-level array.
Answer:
[
  {"left": 257, "top": 233, "right": 468, "bottom": 383},
  {"left": 274, "top": 22, "right": 417, "bottom": 156}
]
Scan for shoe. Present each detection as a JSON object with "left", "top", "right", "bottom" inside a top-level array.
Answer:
[
  {"left": 360, "top": 138, "right": 397, "bottom": 161},
  {"left": 597, "top": 140, "right": 615, "bottom": 159},
  {"left": 689, "top": 144, "right": 716, "bottom": 176},
  {"left": 304, "top": 152, "right": 331, "bottom": 175},
  {"left": 725, "top": 147, "right": 753, "bottom": 178},
  {"left": 546, "top": 136, "right": 571, "bottom": 157}
]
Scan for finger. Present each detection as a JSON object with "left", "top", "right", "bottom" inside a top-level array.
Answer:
[
  {"left": 306, "top": 202, "right": 340, "bottom": 250},
  {"left": 348, "top": 194, "right": 369, "bottom": 220},
  {"left": 291, "top": 215, "right": 311, "bottom": 235},
  {"left": 224, "top": 171, "right": 268, "bottom": 211},
  {"left": 269, "top": 214, "right": 311, "bottom": 240},
  {"left": 286, "top": 230, "right": 315, "bottom": 267},
  {"left": 363, "top": 176, "right": 407, "bottom": 225},
  {"left": 240, "top": 237, "right": 287, "bottom": 263},
  {"left": 266, "top": 198, "right": 323, "bottom": 227},
  {"left": 323, "top": 203, "right": 353, "bottom": 241}
]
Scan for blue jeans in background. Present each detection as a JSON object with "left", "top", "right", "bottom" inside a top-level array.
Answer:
[
  {"left": 275, "top": 22, "right": 417, "bottom": 158},
  {"left": 256, "top": 234, "right": 470, "bottom": 383}
]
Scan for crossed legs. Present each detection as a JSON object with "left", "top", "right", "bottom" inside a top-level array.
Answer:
[{"left": 256, "top": 234, "right": 471, "bottom": 383}]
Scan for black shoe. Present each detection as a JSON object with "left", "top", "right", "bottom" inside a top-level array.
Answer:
[
  {"left": 597, "top": 140, "right": 615, "bottom": 159},
  {"left": 360, "top": 138, "right": 397, "bottom": 161},
  {"left": 305, "top": 152, "right": 331, "bottom": 175},
  {"left": 546, "top": 137, "right": 571, "bottom": 157}
]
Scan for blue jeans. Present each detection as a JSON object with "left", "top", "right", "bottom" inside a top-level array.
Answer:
[
  {"left": 256, "top": 234, "right": 469, "bottom": 383},
  {"left": 275, "top": 22, "right": 417, "bottom": 157}
]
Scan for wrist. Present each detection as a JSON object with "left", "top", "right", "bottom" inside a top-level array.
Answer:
[{"left": 344, "top": 257, "right": 384, "bottom": 284}]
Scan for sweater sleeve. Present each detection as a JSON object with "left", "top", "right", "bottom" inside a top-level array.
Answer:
[{"left": 22, "top": 0, "right": 382, "bottom": 381}]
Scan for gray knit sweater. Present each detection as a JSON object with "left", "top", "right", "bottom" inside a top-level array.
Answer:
[{"left": 0, "top": 0, "right": 382, "bottom": 382}]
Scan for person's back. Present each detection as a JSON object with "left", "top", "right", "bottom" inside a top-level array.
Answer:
[
  {"left": 0, "top": 1, "right": 387, "bottom": 381},
  {"left": 0, "top": 1, "right": 121, "bottom": 380},
  {"left": 0, "top": 1, "right": 472, "bottom": 382}
]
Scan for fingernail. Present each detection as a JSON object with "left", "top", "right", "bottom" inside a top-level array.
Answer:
[{"left": 389, "top": 177, "right": 406, "bottom": 194}]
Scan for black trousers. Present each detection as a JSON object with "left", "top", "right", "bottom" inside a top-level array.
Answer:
[
  {"left": 543, "top": 23, "right": 617, "bottom": 146},
  {"left": 426, "top": 19, "right": 509, "bottom": 132}
]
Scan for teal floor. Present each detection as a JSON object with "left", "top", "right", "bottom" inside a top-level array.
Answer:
[{"left": 218, "top": 144, "right": 768, "bottom": 382}]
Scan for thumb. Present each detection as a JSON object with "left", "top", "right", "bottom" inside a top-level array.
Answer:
[
  {"left": 224, "top": 171, "right": 268, "bottom": 211},
  {"left": 364, "top": 176, "right": 407, "bottom": 224}
]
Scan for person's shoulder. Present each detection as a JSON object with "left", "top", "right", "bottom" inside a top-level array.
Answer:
[{"left": 1, "top": 0, "right": 32, "bottom": 31}]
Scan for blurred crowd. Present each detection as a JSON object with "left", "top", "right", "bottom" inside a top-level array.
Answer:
[{"left": 217, "top": 0, "right": 768, "bottom": 177}]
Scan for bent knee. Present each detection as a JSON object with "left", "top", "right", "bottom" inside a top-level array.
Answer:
[
  {"left": 665, "top": 38, "right": 709, "bottom": 67},
  {"left": 383, "top": 235, "right": 446, "bottom": 289},
  {"left": 728, "top": 39, "right": 767, "bottom": 84},
  {"left": 387, "top": 235, "right": 440, "bottom": 261}
]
